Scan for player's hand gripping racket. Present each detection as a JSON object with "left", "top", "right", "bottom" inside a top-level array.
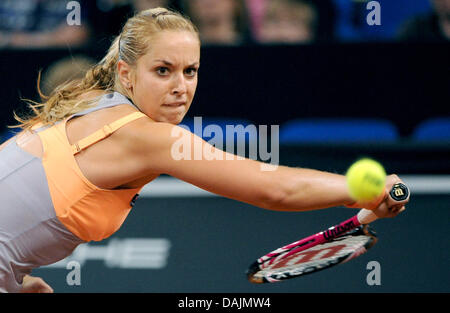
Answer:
[{"left": 246, "top": 183, "right": 409, "bottom": 283}]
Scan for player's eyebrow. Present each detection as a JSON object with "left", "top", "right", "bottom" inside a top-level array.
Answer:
[{"left": 154, "top": 59, "right": 199, "bottom": 67}]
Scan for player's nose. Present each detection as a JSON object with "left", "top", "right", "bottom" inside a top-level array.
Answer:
[{"left": 171, "top": 73, "right": 187, "bottom": 95}]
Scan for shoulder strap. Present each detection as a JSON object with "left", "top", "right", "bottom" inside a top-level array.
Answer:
[
  {"left": 71, "top": 92, "right": 138, "bottom": 118},
  {"left": 71, "top": 111, "right": 147, "bottom": 155}
]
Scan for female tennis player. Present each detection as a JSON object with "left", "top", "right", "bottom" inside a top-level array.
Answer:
[{"left": 0, "top": 7, "right": 408, "bottom": 293}]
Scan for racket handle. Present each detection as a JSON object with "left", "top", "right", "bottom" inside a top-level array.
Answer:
[
  {"left": 357, "top": 183, "right": 410, "bottom": 225},
  {"left": 357, "top": 209, "right": 378, "bottom": 224}
]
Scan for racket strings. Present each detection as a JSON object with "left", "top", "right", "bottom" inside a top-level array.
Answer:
[{"left": 253, "top": 234, "right": 374, "bottom": 281}]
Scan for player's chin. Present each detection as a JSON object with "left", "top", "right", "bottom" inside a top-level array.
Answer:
[{"left": 158, "top": 113, "right": 187, "bottom": 125}]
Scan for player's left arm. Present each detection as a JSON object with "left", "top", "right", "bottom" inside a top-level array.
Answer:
[{"left": 21, "top": 275, "right": 54, "bottom": 293}]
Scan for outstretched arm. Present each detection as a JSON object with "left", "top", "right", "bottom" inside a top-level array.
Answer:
[{"left": 130, "top": 122, "right": 408, "bottom": 214}]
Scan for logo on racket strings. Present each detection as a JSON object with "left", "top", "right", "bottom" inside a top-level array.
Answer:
[{"left": 269, "top": 244, "right": 347, "bottom": 270}]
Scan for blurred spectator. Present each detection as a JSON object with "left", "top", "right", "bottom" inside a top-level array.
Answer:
[
  {"left": 0, "top": 0, "right": 91, "bottom": 49},
  {"left": 180, "top": 0, "right": 252, "bottom": 45},
  {"left": 40, "top": 54, "right": 96, "bottom": 95},
  {"left": 247, "top": 0, "right": 336, "bottom": 44},
  {"left": 245, "top": 0, "right": 265, "bottom": 40},
  {"left": 256, "top": 0, "right": 318, "bottom": 44},
  {"left": 398, "top": 0, "right": 450, "bottom": 41}
]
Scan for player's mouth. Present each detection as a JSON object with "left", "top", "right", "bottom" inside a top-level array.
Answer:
[{"left": 163, "top": 101, "right": 186, "bottom": 107}]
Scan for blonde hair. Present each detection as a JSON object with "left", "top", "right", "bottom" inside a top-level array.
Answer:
[{"left": 14, "top": 7, "right": 199, "bottom": 131}]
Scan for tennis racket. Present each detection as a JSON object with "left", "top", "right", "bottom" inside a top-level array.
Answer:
[{"left": 247, "top": 183, "right": 410, "bottom": 283}]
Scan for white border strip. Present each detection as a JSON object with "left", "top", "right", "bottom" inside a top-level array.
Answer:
[
  {"left": 141, "top": 177, "right": 215, "bottom": 197},
  {"left": 402, "top": 175, "right": 450, "bottom": 194},
  {"left": 140, "top": 175, "right": 450, "bottom": 198}
]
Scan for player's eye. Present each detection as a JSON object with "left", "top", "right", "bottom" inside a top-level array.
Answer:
[
  {"left": 156, "top": 67, "right": 169, "bottom": 76},
  {"left": 185, "top": 67, "right": 198, "bottom": 77}
]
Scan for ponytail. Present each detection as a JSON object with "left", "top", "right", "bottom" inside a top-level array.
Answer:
[{"left": 12, "top": 37, "right": 121, "bottom": 131}]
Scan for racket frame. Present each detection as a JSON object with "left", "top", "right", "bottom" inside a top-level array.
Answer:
[
  {"left": 246, "top": 183, "right": 409, "bottom": 283},
  {"left": 247, "top": 216, "right": 376, "bottom": 283}
]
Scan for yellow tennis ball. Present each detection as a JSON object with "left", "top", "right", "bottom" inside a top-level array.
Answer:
[{"left": 346, "top": 158, "right": 386, "bottom": 201}]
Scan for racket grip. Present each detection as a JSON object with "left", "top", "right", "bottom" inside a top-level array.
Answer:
[
  {"left": 357, "top": 183, "right": 410, "bottom": 225},
  {"left": 357, "top": 209, "right": 378, "bottom": 224}
]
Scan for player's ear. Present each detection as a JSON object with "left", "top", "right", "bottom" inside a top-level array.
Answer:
[{"left": 117, "top": 59, "right": 134, "bottom": 90}]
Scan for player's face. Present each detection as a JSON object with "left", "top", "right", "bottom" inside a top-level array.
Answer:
[{"left": 132, "top": 30, "right": 200, "bottom": 124}]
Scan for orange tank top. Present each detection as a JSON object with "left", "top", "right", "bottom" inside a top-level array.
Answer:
[{"left": 37, "top": 111, "right": 147, "bottom": 242}]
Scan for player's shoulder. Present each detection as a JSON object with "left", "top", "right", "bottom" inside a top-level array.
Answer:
[{"left": 118, "top": 115, "right": 190, "bottom": 152}]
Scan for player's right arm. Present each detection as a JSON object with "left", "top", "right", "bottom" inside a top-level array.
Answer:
[{"left": 127, "top": 121, "right": 408, "bottom": 214}]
